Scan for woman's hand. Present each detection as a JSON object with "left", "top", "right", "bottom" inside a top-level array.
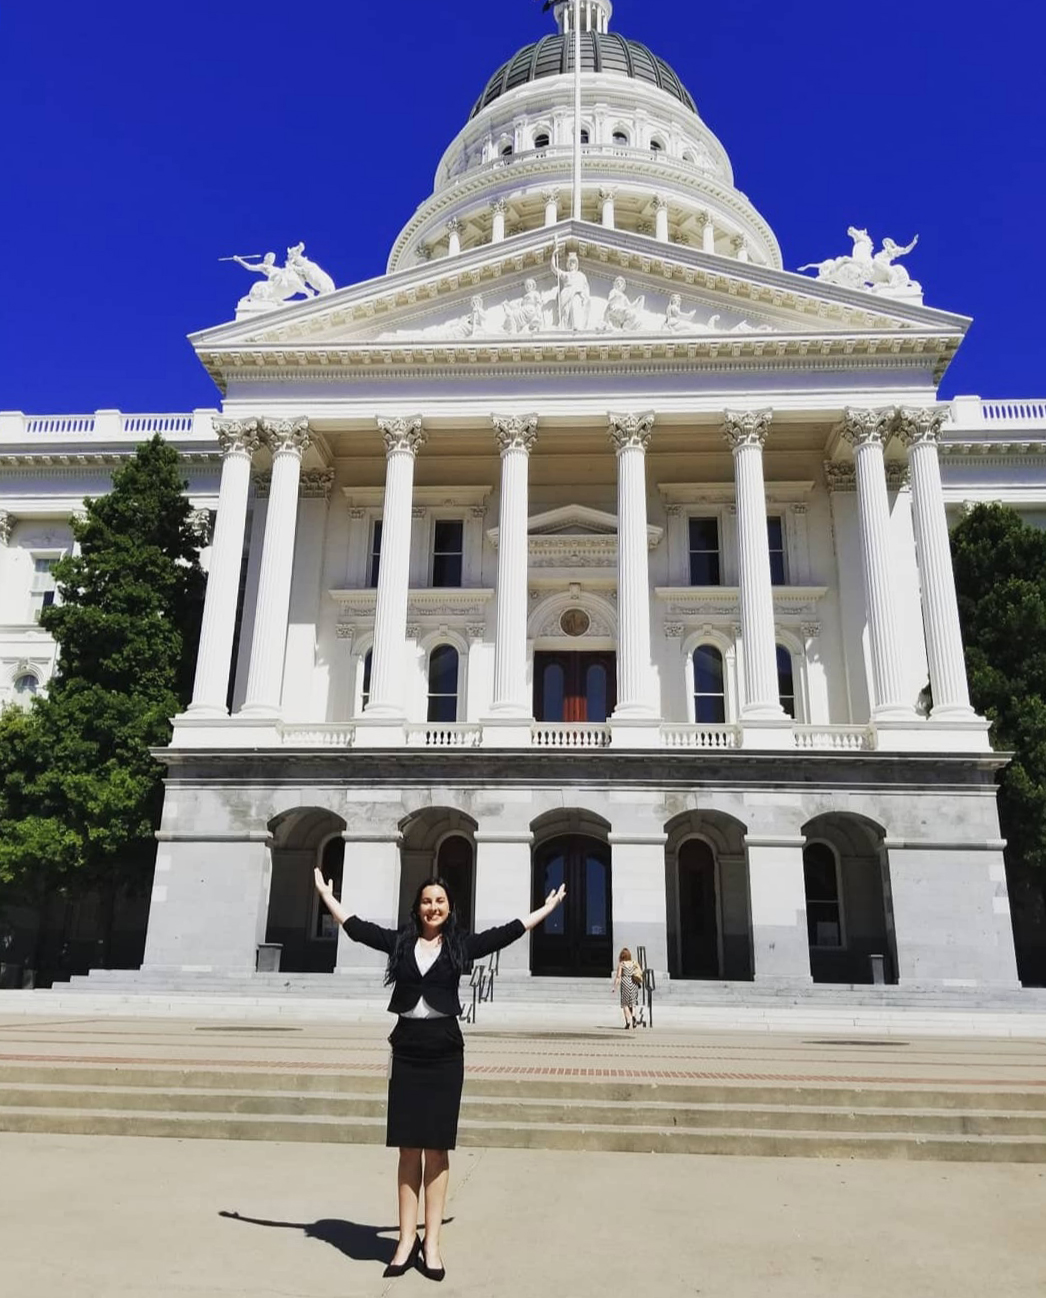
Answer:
[
  {"left": 313, "top": 867, "right": 333, "bottom": 897},
  {"left": 313, "top": 867, "right": 349, "bottom": 926},
  {"left": 544, "top": 883, "right": 567, "bottom": 910}
]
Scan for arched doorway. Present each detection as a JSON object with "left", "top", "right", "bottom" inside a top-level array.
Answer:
[
  {"left": 398, "top": 808, "right": 477, "bottom": 931},
  {"left": 678, "top": 838, "right": 719, "bottom": 978},
  {"left": 265, "top": 808, "right": 347, "bottom": 973},
  {"left": 801, "top": 813, "right": 896, "bottom": 984},
  {"left": 436, "top": 834, "right": 474, "bottom": 935},
  {"left": 531, "top": 835, "right": 612, "bottom": 976},
  {"left": 665, "top": 810, "right": 751, "bottom": 980}
]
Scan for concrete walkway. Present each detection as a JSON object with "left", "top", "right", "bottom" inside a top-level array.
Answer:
[
  {"left": 2, "top": 1013, "right": 1046, "bottom": 1088},
  {"left": 4, "top": 1132, "right": 1046, "bottom": 1297}
]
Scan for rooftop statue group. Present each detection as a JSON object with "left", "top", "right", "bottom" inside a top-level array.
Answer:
[
  {"left": 798, "top": 227, "right": 921, "bottom": 295},
  {"left": 228, "top": 242, "right": 336, "bottom": 311}
]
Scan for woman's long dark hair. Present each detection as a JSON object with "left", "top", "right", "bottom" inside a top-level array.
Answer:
[{"left": 384, "top": 876, "right": 470, "bottom": 986}]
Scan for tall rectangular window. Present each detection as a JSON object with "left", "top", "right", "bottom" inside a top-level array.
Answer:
[
  {"left": 432, "top": 519, "right": 464, "bottom": 588},
  {"left": 368, "top": 521, "right": 382, "bottom": 589},
  {"left": 688, "top": 517, "right": 721, "bottom": 586},
  {"left": 767, "top": 516, "right": 786, "bottom": 586},
  {"left": 29, "top": 556, "right": 59, "bottom": 623}
]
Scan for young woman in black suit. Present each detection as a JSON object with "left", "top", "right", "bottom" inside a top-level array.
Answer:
[{"left": 313, "top": 866, "right": 566, "bottom": 1282}]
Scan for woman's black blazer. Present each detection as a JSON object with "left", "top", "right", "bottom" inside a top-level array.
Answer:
[{"left": 342, "top": 916, "right": 526, "bottom": 1017}]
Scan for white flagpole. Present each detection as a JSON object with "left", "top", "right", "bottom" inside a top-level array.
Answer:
[{"left": 572, "top": 0, "right": 582, "bottom": 220}]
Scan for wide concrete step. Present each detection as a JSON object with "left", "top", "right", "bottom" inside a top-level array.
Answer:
[
  {"left": 3, "top": 1083, "right": 1045, "bottom": 1138},
  {"left": 3, "top": 1063, "right": 1045, "bottom": 1112},
  {"left": 1, "top": 1104, "right": 1044, "bottom": 1161}
]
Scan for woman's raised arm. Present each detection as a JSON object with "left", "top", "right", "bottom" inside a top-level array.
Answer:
[{"left": 314, "top": 866, "right": 351, "bottom": 926}]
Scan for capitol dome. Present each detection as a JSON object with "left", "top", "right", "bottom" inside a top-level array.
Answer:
[
  {"left": 386, "top": 0, "right": 782, "bottom": 274},
  {"left": 470, "top": 32, "right": 699, "bottom": 120}
]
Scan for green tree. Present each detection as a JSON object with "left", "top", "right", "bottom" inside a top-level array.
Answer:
[
  {"left": 0, "top": 436, "right": 205, "bottom": 968},
  {"left": 951, "top": 503, "right": 1046, "bottom": 981}
]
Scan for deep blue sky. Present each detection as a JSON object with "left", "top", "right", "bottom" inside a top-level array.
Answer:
[{"left": 1, "top": 0, "right": 1043, "bottom": 414}]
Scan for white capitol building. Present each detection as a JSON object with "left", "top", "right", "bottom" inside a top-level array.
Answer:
[{"left": 2, "top": 0, "right": 1044, "bottom": 989}]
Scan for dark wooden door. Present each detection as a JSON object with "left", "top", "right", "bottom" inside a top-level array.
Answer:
[
  {"left": 533, "top": 652, "right": 616, "bottom": 722},
  {"left": 679, "top": 839, "right": 719, "bottom": 978},
  {"left": 531, "top": 836, "right": 613, "bottom": 976}
]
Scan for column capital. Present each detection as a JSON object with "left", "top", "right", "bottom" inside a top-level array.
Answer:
[
  {"left": 599, "top": 185, "right": 617, "bottom": 201},
  {"left": 214, "top": 417, "right": 262, "bottom": 458},
  {"left": 730, "top": 232, "right": 748, "bottom": 253},
  {"left": 722, "top": 408, "right": 772, "bottom": 451},
  {"left": 378, "top": 415, "right": 425, "bottom": 456},
  {"left": 259, "top": 416, "right": 311, "bottom": 457},
  {"left": 823, "top": 461, "right": 857, "bottom": 493},
  {"left": 608, "top": 411, "right": 655, "bottom": 452},
  {"left": 491, "top": 197, "right": 507, "bottom": 215},
  {"left": 541, "top": 187, "right": 560, "bottom": 204},
  {"left": 693, "top": 209, "right": 711, "bottom": 229},
  {"left": 837, "top": 406, "right": 895, "bottom": 449},
  {"left": 446, "top": 217, "right": 462, "bottom": 235},
  {"left": 0, "top": 510, "right": 12, "bottom": 545},
  {"left": 299, "top": 468, "right": 335, "bottom": 500},
  {"left": 652, "top": 194, "right": 669, "bottom": 211},
  {"left": 492, "top": 413, "right": 538, "bottom": 454},
  {"left": 895, "top": 405, "right": 946, "bottom": 448},
  {"left": 884, "top": 462, "right": 911, "bottom": 492}
]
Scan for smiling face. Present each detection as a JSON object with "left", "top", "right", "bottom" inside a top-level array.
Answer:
[{"left": 416, "top": 883, "right": 451, "bottom": 935}]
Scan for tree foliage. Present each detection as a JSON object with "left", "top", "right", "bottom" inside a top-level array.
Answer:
[
  {"left": 951, "top": 504, "right": 1046, "bottom": 953},
  {"left": 0, "top": 437, "right": 205, "bottom": 944}
]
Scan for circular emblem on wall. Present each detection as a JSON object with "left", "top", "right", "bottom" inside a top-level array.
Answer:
[{"left": 559, "top": 608, "right": 590, "bottom": 637}]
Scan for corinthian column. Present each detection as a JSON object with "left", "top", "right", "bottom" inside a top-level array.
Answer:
[
  {"left": 240, "top": 417, "right": 311, "bottom": 715},
  {"left": 489, "top": 414, "right": 538, "bottom": 716},
  {"left": 187, "top": 418, "right": 260, "bottom": 715},
  {"left": 723, "top": 410, "right": 783, "bottom": 718},
  {"left": 366, "top": 417, "right": 425, "bottom": 716},
  {"left": 609, "top": 412, "right": 656, "bottom": 718},
  {"left": 896, "top": 406, "right": 975, "bottom": 716},
  {"left": 839, "top": 408, "right": 914, "bottom": 718}
]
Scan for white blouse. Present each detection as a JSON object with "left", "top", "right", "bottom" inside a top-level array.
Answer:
[{"left": 399, "top": 939, "right": 450, "bottom": 1020}]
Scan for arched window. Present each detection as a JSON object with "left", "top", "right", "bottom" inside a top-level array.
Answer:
[
  {"left": 533, "top": 131, "right": 550, "bottom": 149},
  {"left": 13, "top": 673, "right": 38, "bottom": 696},
  {"left": 692, "top": 645, "right": 725, "bottom": 723},
  {"left": 776, "top": 645, "right": 796, "bottom": 718},
  {"left": 682, "top": 150, "right": 695, "bottom": 163},
  {"left": 427, "top": 644, "right": 459, "bottom": 723},
  {"left": 579, "top": 129, "right": 590, "bottom": 144},
  {"left": 501, "top": 143, "right": 513, "bottom": 158},
  {"left": 650, "top": 137, "right": 665, "bottom": 153},
  {"left": 612, "top": 129, "right": 629, "bottom": 146},
  {"left": 803, "top": 842, "right": 843, "bottom": 948},
  {"left": 361, "top": 650, "right": 372, "bottom": 713}
]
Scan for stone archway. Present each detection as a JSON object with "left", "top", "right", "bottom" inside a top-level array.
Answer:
[
  {"left": 801, "top": 813, "right": 895, "bottom": 984},
  {"left": 265, "top": 808, "right": 347, "bottom": 973},
  {"left": 665, "top": 810, "right": 751, "bottom": 980},
  {"left": 398, "top": 808, "right": 478, "bottom": 931},
  {"left": 530, "top": 809, "right": 612, "bottom": 976}
]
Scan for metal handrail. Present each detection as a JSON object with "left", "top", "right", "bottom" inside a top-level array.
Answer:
[
  {"left": 635, "top": 944, "right": 655, "bottom": 1029},
  {"left": 460, "top": 947, "right": 500, "bottom": 1024}
]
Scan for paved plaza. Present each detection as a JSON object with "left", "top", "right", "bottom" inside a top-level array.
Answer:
[
  {"left": 2, "top": 1013, "right": 1046, "bottom": 1295},
  {"left": 3, "top": 1132, "right": 1045, "bottom": 1297}
]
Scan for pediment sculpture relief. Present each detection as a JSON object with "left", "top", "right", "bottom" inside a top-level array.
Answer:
[
  {"left": 377, "top": 256, "right": 776, "bottom": 342},
  {"left": 798, "top": 227, "right": 921, "bottom": 298}
]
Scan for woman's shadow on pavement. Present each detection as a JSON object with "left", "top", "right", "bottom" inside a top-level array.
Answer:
[{"left": 219, "top": 1210, "right": 454, "bottom": 1265}]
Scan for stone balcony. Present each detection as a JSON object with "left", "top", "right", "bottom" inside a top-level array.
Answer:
[{"left": 166, "top": 716, "right": 994, "bottom": 755}]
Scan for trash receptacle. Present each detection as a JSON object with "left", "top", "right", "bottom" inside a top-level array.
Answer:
[
  {"left": 0, "top": 962, "right": 23, "bottom": 989},
  {"left": 256, "top": 944, "right": 282, "bottom": 973},
  {"left": 869, "top": 953, "right": 886, "bottom": 985}
]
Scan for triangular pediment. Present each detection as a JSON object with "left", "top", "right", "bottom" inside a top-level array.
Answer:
[
  {"left": 191, "top": 223, "right": 968, "bottom": 389},
  {"left": 488, "top": 504, "right": 662, "bottom": 558}
]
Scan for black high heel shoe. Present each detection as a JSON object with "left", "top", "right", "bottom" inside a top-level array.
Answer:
[
  {"left": 382, "top": 1236, "right": 420, "bottom": 1278},
  {"left": 416, "top": 1248, "right": 446, "bottom": 1283}
]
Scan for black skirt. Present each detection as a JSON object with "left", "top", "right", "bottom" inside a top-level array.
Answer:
[{"left": 386, "top": 1016, "right": 465, "bottom": 1150}]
